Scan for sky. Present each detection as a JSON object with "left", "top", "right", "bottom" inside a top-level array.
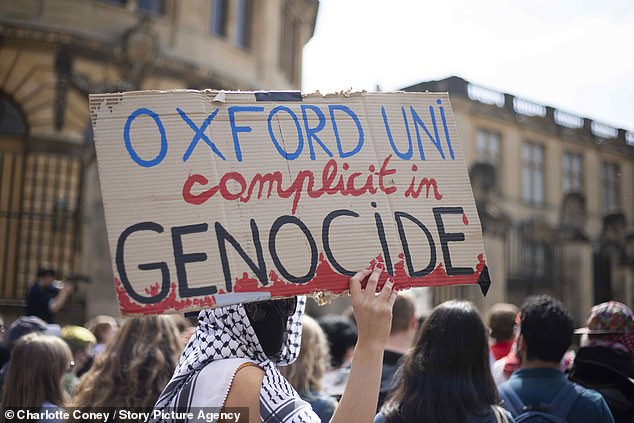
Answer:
[{"left": 302, "top": 0, "right": 634, "bottom": 132}]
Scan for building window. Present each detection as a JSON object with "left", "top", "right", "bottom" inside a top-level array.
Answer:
[
  {"left": 235, "top": 0, "right": 253, "bottom": 48},
  {"left": 100, "top": 0, "right": 165, "bottom": 15},
  {"left": 601, "top": 161, "right": 621, "bottom": 213},
  {"left": 0, "top": 94, "right": 27, "bottom": 136},
  {"left": 137, "top": 0, "right": 164, "bottom": 15},
  {"left": 475, "top": 129, "right": 500, "bottom": 166},
  {"left": 522, "top": 142, "right": 544, "bottom": 207},
  {"left": 211, "top": 0, "right": 229, "bottom": 37},
  {"left": 562, "top": 151, "right": 583, "bottom": 194}
]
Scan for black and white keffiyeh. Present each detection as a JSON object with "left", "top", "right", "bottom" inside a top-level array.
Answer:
[{"left": 152, "top": 296, "right": 320, "bottom": 422}]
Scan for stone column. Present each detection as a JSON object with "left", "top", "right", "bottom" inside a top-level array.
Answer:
[
  {"left": 81, "top": 161, "right": 119, "bottom": 319},
  {"left": 560, "top": 241, "right": 593, "bottom": 324},
  {"left": 482, "top": 235, "right": 507, "bottom": 310}
]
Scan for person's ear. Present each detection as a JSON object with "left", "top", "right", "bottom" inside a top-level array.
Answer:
[
  {"left": 410, "top": 315, "right": 418, "bottom": 330},
  {"left": 516, "top": 334, "right": 526, "bottom": 354}
]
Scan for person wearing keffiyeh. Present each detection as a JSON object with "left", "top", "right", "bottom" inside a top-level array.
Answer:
[
  {"left": 153, "top": 263, "right": 397, "bottom": 423},
  {"left": 570, "top": 301, "right": 634, "bottom": 423}
]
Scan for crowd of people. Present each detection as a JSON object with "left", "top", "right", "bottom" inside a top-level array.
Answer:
[{"left": 0, "top": 264, "right": 632, "bottom": 423}]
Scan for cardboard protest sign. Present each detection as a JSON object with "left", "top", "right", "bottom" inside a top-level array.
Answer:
[{"left": 89, "top": 90, "right": 490, "bottom": 315}]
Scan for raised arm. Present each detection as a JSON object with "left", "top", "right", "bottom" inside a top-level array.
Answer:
[
  {"left": 330, "top": 264, "right": 397, "bottom": 423},
  {"left": 49, "top": 281, "right": 74, "bottom": 313}
]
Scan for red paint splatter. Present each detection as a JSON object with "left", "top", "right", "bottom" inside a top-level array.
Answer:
[
  {"left": 115, "top": 279, "right": 216, "bottom": 316},
  {"left": 313, "top": 253, "right": 358, "bottom": 293},
  {"left": 269, "top": 270, "right": 286, "bottom": 287},
  {"left": 231, "top": 253, "right": 357, "bottom": 297},
  {"left": 233, "top": 272, "right": 260, "bottom": 292},
  {"left": 232, "top": 270, "right": 293, "bottom": 294},
  {"left": 462, "top": 213, "right": 469, "bottom": 225},
  {"left": 115, "top": 253, "right": 487, "bottom": 315},
  {"left": 391, "top": 253, "right": 486, "bottom": 290},
  {"left": 144, "top": 282, "right": 160, "bottom": 296}
]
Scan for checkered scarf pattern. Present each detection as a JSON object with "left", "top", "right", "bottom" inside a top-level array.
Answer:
[{"left": 152, "top": 296, "right": 320, "bottom": 422}]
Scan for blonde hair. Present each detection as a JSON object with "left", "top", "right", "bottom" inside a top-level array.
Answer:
[
  {"left": 85, "top": 315, "right": 118, "bottom": 343},
  {"left": 278, "top": 315, "right": 329, "bottom": 393},
  {"left": 71, "top": 315, "right": 182, "bottom": 408},
  {"left": 1, "top": 333, "right": 71, "bottom": 410}
]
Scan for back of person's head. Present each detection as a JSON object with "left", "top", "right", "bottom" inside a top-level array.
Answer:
[
  {"left": 71, "top": 315, "right": 182, "bottom": 408},
  {"left": 61, "top": 325, "right": 96, "bottom": 354},
  {"left": 575, "top": 301, "right": 633, "bottom": 355},
  {"left": 317, "top": 314, "right": 357, "bottom": 369},
  {"left": 168, "top": 314, "right": 197, "bottom": 348},
  {"left": 85, "top": 315, "right": 118, "bottom": 345},
  {"left": 167, "top": 314, "right": 191, "bottom": 333},
  {"left": 383, "top": 300, "right": 497, "bottom": 423},
  {"left": 61, "top": 325, "right": 96, "bottom": 371},
  {"left": 5, "top": 315, "right": 60, "bottom": 350},
  {"left": 486, "top": 303, "right": 519, "bottom": 342},
  {"left": 36, "top": 265, "right": 56, "bottom": 278},
  {"left": 390, "top": 292, "right": 416, "bottom": 335},
  {"left": 278, "top": 315, "right": 329, "bottom": 393},
  {"left": 1, "top": 333, "right": 71, "bottom": 409},
  {"left": 520, "top": 294, "right": 573, "bottom": 363}
]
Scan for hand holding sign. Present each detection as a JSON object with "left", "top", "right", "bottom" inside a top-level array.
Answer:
[{"left": 350, "top": 263, "right": 398, "bottom": 352}]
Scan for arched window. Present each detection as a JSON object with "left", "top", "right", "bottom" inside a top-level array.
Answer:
[{"left": 0, "top": 93, "right": 27, "bottom": 136}]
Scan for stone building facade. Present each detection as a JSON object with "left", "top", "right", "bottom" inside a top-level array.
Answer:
[
  {"left": 404, "top": 76, "right": 634, "bottom": 323},
  {"left": 0, "top": 0, "right": 318, "bottom": 320}
]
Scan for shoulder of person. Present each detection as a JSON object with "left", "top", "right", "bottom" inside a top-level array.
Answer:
[
  {"left": 571, "top": 380, "right": 610, "bottom": 402},
  {"left": 40, "top": 402, "right": 65, "bottom": 423},
  {"left": 223, "top": 363, "right": 265, "bottom": 409},
  {"left": 497, "top": 407, "right": 515, "bottom": 423},
  {"left": 575, "top": 345, "right": 634, "bottom": 375},
  {"left": 491, "top": 358, "right": 510, "bottom": 385},
  {"left": 468, "top": 406, "right": 515, "bottom": 423},
  {"left": 41, "top": 401, "right": 62, "bottom": 409},
  {"left": 567, "top": 381, "right": 616, "bottom": 422},
  {"left": 373, "top": 411, "right": 387, "bottom": 423},
  {"left": 308, "top": 393, "right": 337, "bottom": 422},
  {"left": 308, "top": 392, "right": 337, "bottom": 408}
]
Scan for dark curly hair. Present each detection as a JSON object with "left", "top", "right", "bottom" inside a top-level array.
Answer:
[{"left": 520, "top": 295, "right": 573, "bottom": 362}]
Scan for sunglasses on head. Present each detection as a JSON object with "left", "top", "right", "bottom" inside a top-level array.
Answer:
[{"left": 244, "top": 297, "right": 297, "bottom": 323}]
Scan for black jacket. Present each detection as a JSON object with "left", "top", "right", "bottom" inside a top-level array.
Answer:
[{"left": 569, "top": 345, "right": 634, "bottom": 423}]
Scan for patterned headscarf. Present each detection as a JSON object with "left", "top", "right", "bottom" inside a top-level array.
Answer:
[
  {"left": 153, "top": 296, "right": 320, "bottom": 422},
  {"left": 575, "top": 301, "right": 634, "bottom": 356}
]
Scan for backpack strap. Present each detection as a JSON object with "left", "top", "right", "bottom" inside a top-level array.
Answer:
[
  {"left": 490, "top": 405, "right": 509, "bottom": 423},
  {"left": 498, "top": 382, "right": 525, "bottom": 417},
  {"left": 547, "top": 382, "right": 580, "bottom": 419}
]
